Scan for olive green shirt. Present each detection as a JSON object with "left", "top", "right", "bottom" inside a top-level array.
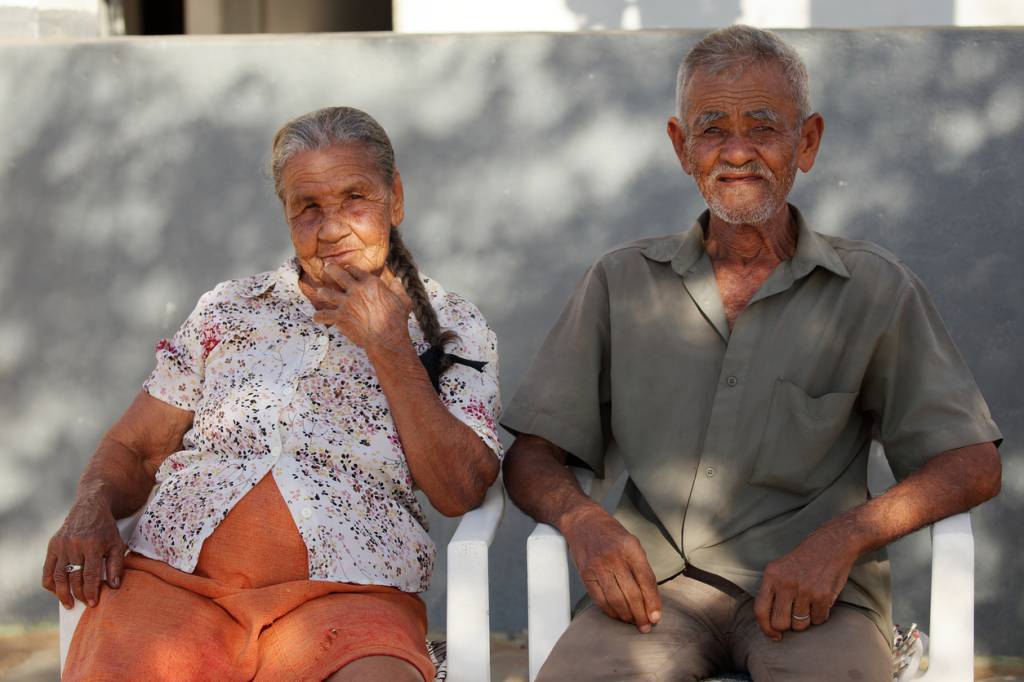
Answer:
[{"left": 502, "top": 206, "right": 1001, "bottom": 637}]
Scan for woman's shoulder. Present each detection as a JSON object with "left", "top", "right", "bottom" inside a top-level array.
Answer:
[
  {"left": 420, "top": 275, "right": 490, "bottom": 332},
  {"left": 190, "top": 262, "right": 294, "bottom": 315}
]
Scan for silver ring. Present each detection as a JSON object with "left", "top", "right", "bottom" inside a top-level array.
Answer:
[
  {"left": 64, "top": 563, "right": 83, "bottom": 574},
  {"left": 792, "top": 613, "right": 811, "bottom": 621}
]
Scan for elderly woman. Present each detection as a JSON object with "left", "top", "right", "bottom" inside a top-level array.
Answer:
[{"left": 42, "top": 107, "right": 502, "bottom": 682}]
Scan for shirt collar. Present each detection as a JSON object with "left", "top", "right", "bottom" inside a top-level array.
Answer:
[
  {"left": 641, "top": 204, "right": 849, "bottom": 280},
  {"left": 240, "top": 257, "right": 304, "bottom": 299}
]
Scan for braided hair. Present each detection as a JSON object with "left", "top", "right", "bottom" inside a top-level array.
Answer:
[
  {"left": 270, "top": 106, "right": 459, "bottom": 378},
  {"left": 387, "top": 228, "right": 459, "bottom": 376}
]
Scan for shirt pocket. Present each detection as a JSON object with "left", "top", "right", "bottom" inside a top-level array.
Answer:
[{"left": 751, "top": 378, "right": 859, "bottom": 495}]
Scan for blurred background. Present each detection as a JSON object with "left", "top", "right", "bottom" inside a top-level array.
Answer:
[{"left": 1, "top": 1, "right": 1022, "bottom": 680}]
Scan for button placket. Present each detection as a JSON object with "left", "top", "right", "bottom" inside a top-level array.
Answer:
[{"left": 682, "top": 320, "right": 759, "bottom": 554}]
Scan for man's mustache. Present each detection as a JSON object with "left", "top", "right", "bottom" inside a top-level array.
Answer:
[{"left": 708, "top": 162, "right": 773, "bottom": 182}]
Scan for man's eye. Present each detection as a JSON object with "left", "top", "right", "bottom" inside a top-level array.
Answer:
[
  {"left": 303, "top": 202, "right": 319, "bottom": 211},
  {"left": 702, "top": 127, "right": 723, "bottom": 135},
  {"left": 753, "top": 125, "right": 775, "bottom": 133},
  {"left": 348, "top": 193, "right": 364, "bottom": 200}
]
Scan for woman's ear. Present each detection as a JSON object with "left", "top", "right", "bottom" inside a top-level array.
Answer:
[{"left": 390, "top": 168, "right": 405, "bottom": 227}]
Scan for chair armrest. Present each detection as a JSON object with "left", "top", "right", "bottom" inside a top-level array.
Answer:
[
  {"left": 527, "top": 524, "right": 571, "bottom": 681},
  {"left": 526, "top": 467, "right": 593, "bottom": 681},
  {"left": 445, "top": 478, "right": 506, "bottom": 682},
  {"left": 920, "top": 512, "right": 974, "bottom": 682}
]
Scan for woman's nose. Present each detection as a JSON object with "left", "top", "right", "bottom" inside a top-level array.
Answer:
[{"left": 317, "top": 210, "right": 349, "bottom": 241}]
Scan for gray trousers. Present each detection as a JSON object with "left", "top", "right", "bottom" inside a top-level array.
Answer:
[{"left": 536, "top": 569, "right": 892, "bottom": 682}]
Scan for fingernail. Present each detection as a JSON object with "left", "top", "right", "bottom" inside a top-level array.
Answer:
[
  {"left": 88, "top": 599, "right": 96, "bottom": 607},
  {"left": 111, "top": 577, "right": 120, "bottom": 588},
  {"left": 63, "top": 601, "right": 74, "bottom": 610},
  {"left": 650, "top": 610, "right": 661, "bottom": 622},
  {"left": 639, "top": 625, "right": 651, "bottom": 634}
]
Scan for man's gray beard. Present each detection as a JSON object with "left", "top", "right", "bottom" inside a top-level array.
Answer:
[{"left": 704, "top": 192, "right": 783, "bottom": 226}]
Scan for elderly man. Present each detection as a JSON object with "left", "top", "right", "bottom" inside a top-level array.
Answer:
[{"left": 501, "top": 25, "right": 1002, "bottom": 681}]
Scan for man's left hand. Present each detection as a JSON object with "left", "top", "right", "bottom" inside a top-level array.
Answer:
[
  {"left": 753, "top": 529, "right": 856, "bottom": 640},
  {"left": 311, "top": 264, "right": 413, "bottom": 352}
]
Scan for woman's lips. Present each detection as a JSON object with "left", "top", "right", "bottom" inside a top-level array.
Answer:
[{"left": 321, "top": 250, "right": 360, "bottom": 260}]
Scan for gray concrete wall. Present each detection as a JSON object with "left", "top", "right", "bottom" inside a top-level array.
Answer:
[{"left": 0, "top": 29, "right": 1021, "bottom": 656}]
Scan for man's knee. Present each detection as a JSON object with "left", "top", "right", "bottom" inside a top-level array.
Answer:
[{"left": 742, "top": 606, "right": 891, "bottom": 682}]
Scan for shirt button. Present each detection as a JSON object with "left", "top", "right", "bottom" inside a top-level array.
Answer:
[
  {"left": 705, "top": 466, "right": 716, "bottom": 478},
  {"left": 726, "top": 376, "right": 738, "bottom": 387},
  {"left": 301, "top": 507, "right": 313, "bottom": 519}
]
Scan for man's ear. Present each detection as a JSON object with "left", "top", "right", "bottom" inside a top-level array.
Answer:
[
  {"left": 796, "top": 113, "right": 825, "bottom": 173},
  {"left": 667, "top": 116, "right": 692, "bottom": 176}
]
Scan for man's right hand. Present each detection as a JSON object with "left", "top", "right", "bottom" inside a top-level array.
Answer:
[
  {"left": 42, "top": 498, "right": 126, "bottom": 610},
  {"left": 562, "top": 504, "right": 662, "bottom": 633}
]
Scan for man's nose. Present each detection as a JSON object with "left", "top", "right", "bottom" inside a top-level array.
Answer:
[{"left": 718, "top": 132, "right": 758, "bottom": 167}]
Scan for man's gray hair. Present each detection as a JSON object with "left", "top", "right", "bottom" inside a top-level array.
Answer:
[
  {"left": 270, "top": 106, "right": 396, "bottom": 199},
  {"left": 675, "top": 25, "right": 810, "bottom": 125}
]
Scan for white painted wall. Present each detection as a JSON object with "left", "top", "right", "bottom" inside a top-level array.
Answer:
[
  {"left": 393, "top": 0, "right": 1024, "bottom": 32},
  {"left": 0, "top": 0, "right": 100, "bottom": 37}
]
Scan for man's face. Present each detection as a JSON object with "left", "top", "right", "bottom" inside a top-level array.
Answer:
[{"left": 668, "top": 62, "right": 822, "bottom": 226}]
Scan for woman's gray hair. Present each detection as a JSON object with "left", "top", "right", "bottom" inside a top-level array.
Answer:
[
  {"left": 675, "top": 25, "right": 810, "bottom": 126},
  {"left": 270, "top": 106, "right": 462, "bottom": 373},
  {"left": 270, "top": 106, "right": 396, "bottom": 199}
]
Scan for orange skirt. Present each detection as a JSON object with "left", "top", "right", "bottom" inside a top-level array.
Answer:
[{"left": 64, "top": 473, "right": 435, "bottom": 681}]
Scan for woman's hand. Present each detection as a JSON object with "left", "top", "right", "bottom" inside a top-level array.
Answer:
[
  {"left": 310, "top": 264, "right": 414, "bottom": 353},
  {"left": 40, "top": 391, "right": 192, "bottom": 608},
  {"left": 42, "top": 497, "right": 127, "bottom": 609}
]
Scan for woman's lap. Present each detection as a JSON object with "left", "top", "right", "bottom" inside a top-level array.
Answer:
[
  {"left": 63, "top": 473, "right": 434, "bottom": 681},
  {"left": 66, "top": 564, "right": 433, "bottom": 681}
]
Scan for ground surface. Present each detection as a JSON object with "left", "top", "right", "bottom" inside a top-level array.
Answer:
[{"left": 1, "top": 628, "right": 1020, "bottom": 681}]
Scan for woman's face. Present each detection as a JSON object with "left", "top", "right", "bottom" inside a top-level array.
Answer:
[{"left": 281, "top": 143, "right": 404, "bottom": 284}]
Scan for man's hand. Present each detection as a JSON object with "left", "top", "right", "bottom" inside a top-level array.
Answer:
[
  {"left": 42, "top": 497, "right": 126, "bottom": 609},
  {"left": 753, "top": 530, "right": 856, "bottom": 640},
  {"left": 562, "top": 504, "right": 662, "bottom": 633},
  {"left": 311, "top": 264, "right": 413, "bottom": 352}
]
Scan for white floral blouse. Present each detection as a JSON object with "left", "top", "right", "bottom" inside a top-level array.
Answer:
[{"left": 131, "top": 258, "right": 502, "bottom": 592}]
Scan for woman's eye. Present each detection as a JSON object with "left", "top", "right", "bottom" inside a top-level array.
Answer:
[{"left": 304, "top": 202, "right": 319, "bottom": 211}]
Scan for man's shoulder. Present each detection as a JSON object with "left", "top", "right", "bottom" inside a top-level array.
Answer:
[
  {"left": 593, "top": 232, "right": 685, "bottom": 268},
  {"left": 819, "top": 233, "right": 915, "bottom": 287}
]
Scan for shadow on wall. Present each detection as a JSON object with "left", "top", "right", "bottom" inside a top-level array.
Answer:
[
  {"left": 0, "top": 29, "right": 1021, "bottom": 655},
  {"left": 0, "top": 45, "right": 293, "bottom": 622}
]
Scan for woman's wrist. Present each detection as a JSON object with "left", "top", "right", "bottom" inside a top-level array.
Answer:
[{"left": 365, "top": 334, "right": 426, "bottom": 382}]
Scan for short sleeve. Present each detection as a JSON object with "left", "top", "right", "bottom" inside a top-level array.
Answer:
[
  {"left": 861, "top": 270, "right": 1002, "bottom": 479},
  {"left": 142, "top": 290, "right": 218, "bottom": 412},
  {"left": 438, "top": 294, "right": 504, "bottom": 459},
  {"left": 500, "top": 262, "right": 611, "bottom": 476}
]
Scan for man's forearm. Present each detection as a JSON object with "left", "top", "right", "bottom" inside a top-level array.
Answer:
[
  {"left": 503, "top": 434, "right": 603, "bottom": 531},
  {"left": 809, "top": 441, "right": 1000, "bottom": 559}
]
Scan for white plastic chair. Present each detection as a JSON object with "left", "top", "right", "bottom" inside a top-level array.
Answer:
[
  {"left": 59, "top": 478, "right": 505, "bottom": 682},
  {"left": 526, "top": 441, "right": 974, "bottom": 682}
]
